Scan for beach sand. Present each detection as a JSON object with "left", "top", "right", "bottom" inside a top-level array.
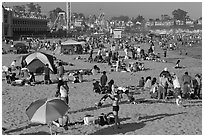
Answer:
[{"left": 2, "top": 43, "right": 202, "bottom": 135}]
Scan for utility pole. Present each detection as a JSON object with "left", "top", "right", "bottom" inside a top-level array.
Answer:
[{"left": 66, "top": 2, "right": 71, "bottom": 37}]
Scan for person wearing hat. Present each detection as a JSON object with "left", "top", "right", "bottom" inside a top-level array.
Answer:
[
  {"left": 159, "top": 67, "right": 171, "bottom": 78},
  {"left": 100, "top": 71, "right": 108, "bottom": 88}
]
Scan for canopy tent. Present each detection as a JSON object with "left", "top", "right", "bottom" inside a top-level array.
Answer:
[
  {"left": 8, "top": 42, "right": 28, "bottom": 54},
  {"left": 55, "top": 39, "right": 85, "bottom": 55},
  {"left": 61, "top": 39, "right": 85, "bottom": 45},
  {"left": 135, "top": 21, "right": 141, "bottom": 25},
  {"left": 21, "top": 52, "right": 56, "bottom": 74}
]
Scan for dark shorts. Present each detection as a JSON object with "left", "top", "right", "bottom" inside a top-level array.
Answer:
[
  {"left": 113, "top": 105, "right": 119, "bottom": 112},
  {"left": 44, "top": 75, "right": 50, "bottom": 80}
]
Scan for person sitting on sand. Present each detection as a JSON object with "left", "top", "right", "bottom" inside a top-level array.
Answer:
[
  {"left": 95, "top": 79, "right": 116, "bottom": 107},
  {"left": 175, "top": 60, "right": 181, "bottom": 68},
  {"left": 23, "top": 71, "right": 35, "bottom": 86},
  {"left": 150, "top": 77, "right": 159, "bottom": 99},
  {"left": 5, "top": 67, "right": 14, "bottom": 84},
  {"left": 138, "top": 77, "right": 145, "bottom": 88},
  {"left": 52, "top": 113, "right": 70, "bottom": 130},
  {"left": 10, "top": 60, "right": 17, "bottom": 70},
  {"left": 93, "top": 81, "right": 102, "bottom": 94},
  {"left": 72, "top": 71, "right": 80, "bottom": 83},
  {"left": 144, "top": 76, "right": 152, "bottom": 90},
  {"left": 91, "top": 65, "right": 100, "bottom": 75}
]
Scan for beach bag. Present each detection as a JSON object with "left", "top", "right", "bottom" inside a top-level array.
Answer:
[
  {"left": 84, "top": 115, "right": 95, "bottom": 125},
  {"left": 98, "top": 113, "right": 108, "bottom": 126},
  {"left": 106, "top": 112, "right": 115, "bottom": 125},
  {"left": 11, "top": 80, "right": 24, "bottom": 86},
  {"left": 58, "top": 115, "right": 69, "bottom": 127}
]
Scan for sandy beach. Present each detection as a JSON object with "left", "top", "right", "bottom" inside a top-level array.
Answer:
[{"left": 2, "top": 43, "right": 202, "bottom": 135}]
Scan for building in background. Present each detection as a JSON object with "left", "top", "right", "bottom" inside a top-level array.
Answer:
[{"left": 2, "top": 6, "right": 49, "bottom": 40}]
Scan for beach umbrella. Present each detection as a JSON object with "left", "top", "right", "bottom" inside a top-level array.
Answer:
[
  {"left": 26, "top": 98, "right": 69, "bottom": 134},
  {"left": 26, "top": 98, "right": 68, "bottom": 124}
]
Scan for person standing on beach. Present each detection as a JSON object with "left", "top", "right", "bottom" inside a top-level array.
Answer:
[
  {"left": 181, "top": 72, "right": 192, "bottom": 98},
  {"left": 53, "top": 79, "right": 70, "bottom": 129},
  {"left": 194, "top": 74, "right": 202, "bottom": 99},
  {"left": 172, "top": 73, "right": 182, "bottom": 106},
  {"left": 57, "top": 62, "right": 64, "bottom": 79},
  {"left": 100, "top": 71, "right": 108, "bottom": 88},
  {"left": 107, "top": 80, "right": 121, "bottom": 129},
  {"left": 137, "top": 46, "right": 141, "bottom": 59},
  {"left": 44, "top": 64, "right": 50, "bottom": 84},
  {"left": 158, "top": 74, "right": 171, "bottom": 100}
]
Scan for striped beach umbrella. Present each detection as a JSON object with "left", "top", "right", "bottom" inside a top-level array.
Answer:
[{"left": 26, "top": 98, "right": 69, "bottom": 124}]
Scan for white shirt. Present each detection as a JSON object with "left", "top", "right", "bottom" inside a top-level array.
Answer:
[
  {"left": 173, "top": 76, "right": 180, "bottom": 88},
  {"left": 11, "top": 61, "right": 16, "bottom": 67},
  {"left": 60, "top": 85, "right": 68, "bottom": 97},
  {"left": 97, "top": 50, "right": 102, "bottom": 56},
  {"left": 137, "top": 48, "right": 141, "bottom": 53}
]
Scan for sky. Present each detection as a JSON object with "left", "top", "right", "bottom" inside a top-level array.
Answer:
[{"left": 2, "top": 1, "right": 202, "bottom": 20}]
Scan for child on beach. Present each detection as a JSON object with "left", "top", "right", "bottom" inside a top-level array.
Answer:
[{"left": 107, "top": 80, "right": 121, "bottom": 129}]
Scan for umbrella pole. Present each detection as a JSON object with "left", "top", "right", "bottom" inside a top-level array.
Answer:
[{"left": 49, "top": 123, "right": 52, "bottom": 135}]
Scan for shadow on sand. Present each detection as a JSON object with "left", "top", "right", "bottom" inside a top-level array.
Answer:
[
  {"left": 20, "top": 131, "right": 50, "bottom": 135},
  {"left": 90, "top": 112, "right": 186, "bottom": 135},
  {"left": 4, "top": 123, "right": 44, "bottom": 134},
  {"left": 90, "top": 122, "right": 145, "bottom": 135},
  {"left": 69, "top": 100, "right": 128, "bottom": 114}
]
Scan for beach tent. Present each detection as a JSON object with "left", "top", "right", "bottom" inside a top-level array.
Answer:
[
  {"left": 21, "top": 52, "right": 56, "bottom": 74},
  {"left": 54, "top": 39, "right": 85, "bottom": 55},
  {"left": 135, "top": 21, "right": 141, "bottom": 25}
]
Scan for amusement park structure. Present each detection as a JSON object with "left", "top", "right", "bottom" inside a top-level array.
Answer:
[
  {"left": 50, "top": 3, "right": 108, "bottom": 33},
  {"left": 51, "top": 2, "right": 71, "bottom": 32}
]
